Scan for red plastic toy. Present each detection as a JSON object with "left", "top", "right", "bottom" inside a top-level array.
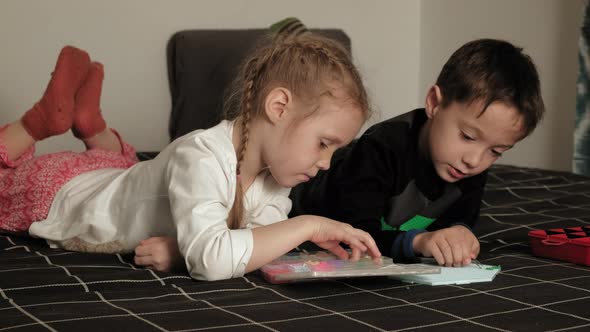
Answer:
[{"left": 528, "top": 226, "right": 590, "bottom": 266}]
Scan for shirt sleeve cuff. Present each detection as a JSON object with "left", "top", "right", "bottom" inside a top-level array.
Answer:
[
  {"left": 228, "top": 228, "right": 254, "bottom": 277},
  {"left": 391, "top": 229, "right": 427, "bottom": 262}
]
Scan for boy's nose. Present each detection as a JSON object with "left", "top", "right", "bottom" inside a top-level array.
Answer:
[{"left": 462, "top": 149, "right": 484, "bottom": 169}]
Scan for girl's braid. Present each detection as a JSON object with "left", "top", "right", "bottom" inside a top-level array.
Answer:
[{"left": 228, "top": 45, "right": 284, "bottom": 229}]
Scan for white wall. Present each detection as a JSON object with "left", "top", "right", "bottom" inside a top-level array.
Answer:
[
  {"left": 420, "top": 0, "right": 585, "bottom": 171},
  {"left": 0, "top": 0, "right": 585, "bottom": 171},
  {"left": 0, "top": 0, "right": 420, "bottom": 153}
]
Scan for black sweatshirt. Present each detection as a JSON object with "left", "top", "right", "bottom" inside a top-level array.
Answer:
[{"left": 289, "top": 109, "right": 487, "bottom": 261}]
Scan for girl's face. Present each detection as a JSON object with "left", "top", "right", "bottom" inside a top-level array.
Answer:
[{"left": 263, "top": 91, "right": 365, "bottom": 188}]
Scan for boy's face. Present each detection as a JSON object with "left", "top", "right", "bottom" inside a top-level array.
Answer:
[{"left": 423, "top": 86, "right": 524, "bottom": 183}]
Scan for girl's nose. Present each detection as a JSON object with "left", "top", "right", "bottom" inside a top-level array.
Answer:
[
  {"left": 317, "top": 150, "right": 332, "bottom": 170},
  {"left": 317, "top": 157, "right": 331, "bottom": 171}
]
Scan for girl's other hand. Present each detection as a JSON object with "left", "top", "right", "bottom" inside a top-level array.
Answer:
[{"left": 134, "top": 236, "right": 183, "bottom": 272}]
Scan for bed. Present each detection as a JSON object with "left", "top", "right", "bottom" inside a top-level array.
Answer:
[{"left": 1, "top": 29, "right": 589, "bottom": 332}]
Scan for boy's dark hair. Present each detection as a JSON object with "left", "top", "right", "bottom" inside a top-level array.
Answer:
[{"left": 435, "top": 38, "right": 545, "bottom": 137}]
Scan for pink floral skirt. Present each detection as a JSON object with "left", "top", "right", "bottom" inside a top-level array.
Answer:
[{"left": 0, "top": 126, "right": 138, "bottom": 233}]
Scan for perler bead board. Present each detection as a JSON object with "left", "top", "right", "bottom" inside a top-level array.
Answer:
[
  {"left": 260, "top": 250, "right": 440, "bottom": 284},
  {"left": 528, "top": 226, "right": 590, "bottom": 266}
]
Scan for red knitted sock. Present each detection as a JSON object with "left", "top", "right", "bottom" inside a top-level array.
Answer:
[
  {"left": 72, "top": 62, "right": 106, "bottom": 139},
  {"left": 21, "top": 46, "right": 90, "bottom": 141}
]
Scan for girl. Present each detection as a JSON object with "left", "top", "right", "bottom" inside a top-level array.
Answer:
[{"left": 0, "top": 24, "right": 380, "bottom": 281}]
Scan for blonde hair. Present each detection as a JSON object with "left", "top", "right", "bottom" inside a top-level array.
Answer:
[{"left": 224, "top": 32, "right": 370, "bottom": 230}]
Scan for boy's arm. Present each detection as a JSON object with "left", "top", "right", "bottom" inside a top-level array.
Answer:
[
  {"left": 410, "top": 172, "right": 488, "bottom": 266},
  {"left": 294, "top": 136, "right": 403, "bottom": 259},
  {"left": 291, "top": 119, "right": 421, "bottom": 261},
  {"left": 383, "top": 172, "right": 488, "bottom": 263},
  {"left": 292, "top": 123, "right": 402, "bottom": 229}
]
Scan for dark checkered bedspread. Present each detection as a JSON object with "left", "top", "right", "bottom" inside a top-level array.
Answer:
[{"left": 1, "top": 164, "right": 589, "bottom": 331}]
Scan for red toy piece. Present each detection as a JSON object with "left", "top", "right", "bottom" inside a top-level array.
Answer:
[{"left": 528, "top": 226, "right": 590, "bottom": 266}]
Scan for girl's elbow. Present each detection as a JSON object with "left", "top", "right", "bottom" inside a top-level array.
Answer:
[
  {"left": 187, "top": 255, "right": 243, "bottom": 281},
  {"left": 188, "top": 264, "right": 238, "bottom": 281}
]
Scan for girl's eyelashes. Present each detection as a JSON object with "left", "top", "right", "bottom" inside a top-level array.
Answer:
[{"left": 320, "top": 141, "right": 329, "bottom": 149}]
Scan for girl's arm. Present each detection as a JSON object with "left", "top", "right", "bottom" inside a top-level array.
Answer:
[
  {"left": 246, "top": 214, "right": 381, "bottom": 273},
  {"left": 135, "top": 215, "right": 381, "bottom": 275}
]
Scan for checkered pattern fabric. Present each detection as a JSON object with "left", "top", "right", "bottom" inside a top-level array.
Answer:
[{"left": 1, "top": 164, "right": 589, "bottom": 331}]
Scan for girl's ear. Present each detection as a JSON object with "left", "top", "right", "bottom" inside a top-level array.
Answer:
[
  {"left": 425, "top": 85, "right": 443, "bottom": 119},
  {"left": 264, "top": 87, "right": 293, "bottom": 124}
]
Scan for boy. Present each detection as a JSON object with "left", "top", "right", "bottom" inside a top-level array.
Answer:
[{"left": 289, "top": 38, "right": 545, "bottom": 267}]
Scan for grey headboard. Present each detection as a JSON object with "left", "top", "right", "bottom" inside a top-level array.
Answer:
[{"left": 166, "top": 29, "right": 351, "bottom": 141}]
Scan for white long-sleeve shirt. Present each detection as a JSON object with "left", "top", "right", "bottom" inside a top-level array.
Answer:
[{"left": 29, "top": 120, "right": 292, "bottom": 280}]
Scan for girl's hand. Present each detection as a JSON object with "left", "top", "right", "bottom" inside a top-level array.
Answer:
[
  {"left": 134, "top": 236, "right": 183, "bottom": 272},
  {"left": 310, "top": 217, "right": 381, "bottom": 261}
]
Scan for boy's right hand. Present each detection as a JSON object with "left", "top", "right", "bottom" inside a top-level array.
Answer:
[
  {"left": 412, "top": 225, "right": 480, "bottom": 267},
  {"left": 309, "top": 217, "right": 381, "bottom": 262}
]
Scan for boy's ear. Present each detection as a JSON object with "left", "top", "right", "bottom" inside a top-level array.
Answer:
[
  {"left": 425, "top": 85, "right": 443, "bottom": 119},
  {"left": 264, "top": 87, "right": 292, "bottom": 124}
]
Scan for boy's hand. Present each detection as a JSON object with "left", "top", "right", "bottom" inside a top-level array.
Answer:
[
  {"left": 134, "top": 236, "right": 183, "bottom": 272},
  {"left": 412, "top": 225, "right": 480, "bottom": 267}
]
